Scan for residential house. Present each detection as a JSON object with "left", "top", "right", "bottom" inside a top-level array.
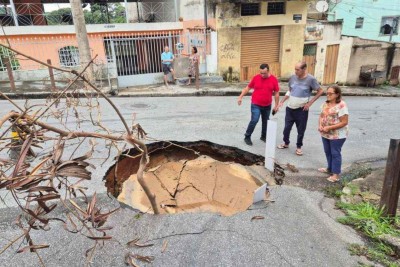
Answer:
[
  {"left": 0, "top": 0, "right": 218, "bottom": 87},
  {"left": 304, "top": 20, "right": 353, "bottom": 85},
  {"left": 304, "top": 19, "right": 400, "bottom": 86},
  {"left": 216, "top": 0, "right": 308, "bottom": 81},
  {"left": 303, "top": 0, "right": 400, "bottom": 85},
  {"left": 328, "top": 0, "right": 400, "bottom": 43},
  {"left": 327, "top": 0, "right": 400, "bottom": 84}
]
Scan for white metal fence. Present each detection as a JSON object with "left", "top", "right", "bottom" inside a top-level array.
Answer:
[
  {"left": 0, "top": 1, "right": 177, "bottom": 26},
  {"left": 106, "top": 30, "right": 211, "bottom": 77},
  {"left": 138, "top": 2, "right": 176, "bottom": 23}
]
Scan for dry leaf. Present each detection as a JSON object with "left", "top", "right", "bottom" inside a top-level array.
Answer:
[
  {"left": 126, "top": 238, "right": 140, "bottom": 247},
  {"left": 162, "top": 240, "right": 168, "bottom": 253},
  {"left": 133, "top": 254, "right": 155, "bottom": 263},
  {"left": 17, "top": 244, "right": 49, "bottom": 253},
  {"left": 286, "top": 163, "right": 299, "bottom": 173},
  {"left": 127, "top": 238, "right": 154, "bottom": 248},
  {"left": 124, "top": 253, "right": 140, "bottom": 267},
  {"left": 251, "top": 216, "right": 265, "bottom": 221},
  {"left": 86, "top": 235, "right": 112, "bottom": 240}
]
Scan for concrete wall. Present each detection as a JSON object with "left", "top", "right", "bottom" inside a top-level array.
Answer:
[
  {"left": 216, "top": 1, "right": 308, "bottom": 80},
  {"left": 346, "top": 38, "right": 400, "bottom": 85},
  {"left": 206, "top": 31, "right": 218, "bottom": 74},
  {"left": 280, "top": 24, "right": 305, "bottom": 78},
  {"left": 0, "top": 64, "right": 112, "bottom": 83},
  {"left": 306, "top": 21, "right": 353, "bottom": 84}
]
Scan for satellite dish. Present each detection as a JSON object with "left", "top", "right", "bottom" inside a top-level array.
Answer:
[{"left": 316, "top": 0, "right": 329, "bottom": 12}]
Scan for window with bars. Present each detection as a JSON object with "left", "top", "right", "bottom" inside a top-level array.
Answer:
[
  {"left": 0, "top": 47, "right": 20, "bottom": 71},
  {"left": 355, "top": 17, "right": 364, "bottom": 29},
  {"left": 59, "top": 46, "right": 80, "bottom": 67},
  {"left": 303, "top": 44, "right": 317, "bottom": 56},
  {"left": 267, "top": 2, "right": 285, "bottom": 15},
  {"left": 241, "top": 3, "right": 260, "bottom": 16},
  {"left": 380, "top": 16, "right": 399, "bottom": 35}
]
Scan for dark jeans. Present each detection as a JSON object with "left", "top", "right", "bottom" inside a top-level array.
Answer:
[
  {"left": 321, "top": 137, "right": 346, "bottom": 174},
  {"left": 245, "top": 103, "right": 271, "bottom": 139},
  {"left": 283, "top": 107, "right": 309, "bottom": 148}
]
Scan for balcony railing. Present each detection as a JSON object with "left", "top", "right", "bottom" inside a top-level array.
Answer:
[{"left": 0, "top": 2, "right": 176, "bottom": 26}]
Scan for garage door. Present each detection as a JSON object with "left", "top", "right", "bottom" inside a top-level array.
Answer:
[{"left": 240, "top": 26, "right": 281, "bottom": 81}]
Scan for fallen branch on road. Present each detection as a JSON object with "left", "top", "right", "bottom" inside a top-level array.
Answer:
[{"left": 0, "top": 45, "right": 159, "bottom": 266}]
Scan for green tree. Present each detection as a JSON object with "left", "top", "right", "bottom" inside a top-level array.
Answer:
[
  {"left": 45, "top": 7, "right": 73, "bottom": 25},
  {"left": 45, "top": 4, "right": 126, "bottom": 25},
  {"left": 109, "top": 3, "right": 126, "bottom": 23},
  {"left": 84, "top": 3, "right": 126, "bottom": 24}
]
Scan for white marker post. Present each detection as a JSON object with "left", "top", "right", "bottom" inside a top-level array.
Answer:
[{"left": 265, "top": 120, "right": 277, "bottom": 172}]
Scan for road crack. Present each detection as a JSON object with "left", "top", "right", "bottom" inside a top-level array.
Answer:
[
  {"left": 173, "top": 160, "right": 188, "bottom": 198},
  {"left": 152, "top": 171, "right": 174, "bottom": 198},
  {"left": 145, "top": 228, "right": 294, "bottom": 266},
  {"left": 212, "top": 166, "right": 218, "bottom": 201}
]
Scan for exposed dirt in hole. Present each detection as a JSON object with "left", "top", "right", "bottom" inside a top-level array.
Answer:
[{"left": 104, "top": 141, "right": 266, "bottom": 216}]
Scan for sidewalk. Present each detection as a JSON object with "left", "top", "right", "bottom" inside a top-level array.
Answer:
[
  {"left": 117, "top": 82, "right": 400, "bottom": 97},
  {"left": 1, "top": 81, "right": 400, "bottom": 99}
]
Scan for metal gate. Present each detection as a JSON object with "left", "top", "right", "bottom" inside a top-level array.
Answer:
[
  {"left": 240, "top": 26, "right": 281, "bottom": 81},
  {"left": 104, "top": 30, "right": 209, "bottom": 87}
]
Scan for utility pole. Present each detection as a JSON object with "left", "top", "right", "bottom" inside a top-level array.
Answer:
[
  {"left": 69, "top": 0, "right": 94, "bottom": 81},
  {"left": 204, "top": 0, "right": 207, "bottom": 29},
  {"left": 389, "top": 17, "right": 399, "bottom": 43}
]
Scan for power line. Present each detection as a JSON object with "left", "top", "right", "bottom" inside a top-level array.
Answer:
[
  {"left": 334, "top": 6, "right": 378, "bottom": 22},
  {"left": 340, "top": 1, "right": 400, "bottom": 12}
]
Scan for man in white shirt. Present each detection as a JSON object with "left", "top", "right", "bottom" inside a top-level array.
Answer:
[{"left": 277, "top": 62, "right": 324, "bottom": 156}]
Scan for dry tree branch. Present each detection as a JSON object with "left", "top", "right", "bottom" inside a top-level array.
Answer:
[
  {"left": 0, "top": 44, "right": 161, "bottom": 267},
  {"left": 125, "top": 136, "right": 159, "bottom": 214},
  {"left": 0, "top": 92, "right": 24, "bottom": 112},
  {"left": 0, "top": 44, "right": 131, "bottom": 134},
  {"left": 1, "top": 112, "right": 125, "bottom": 142},
  {"left": 0, "top": 44, "right": 74, "bottom": 74},
  {"left": 33, "top": 56, "right": 98, "bottom": 124},
  {"left": 0, "top": 233, "right": 25, "bottom": 254}
]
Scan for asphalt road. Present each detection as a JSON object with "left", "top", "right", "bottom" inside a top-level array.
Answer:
[
  {"left": 0, "top": 96, "right": 399, "bottom": 266},
  {"left": 1, "top": 96, "right": 400, "bottom": 203}
]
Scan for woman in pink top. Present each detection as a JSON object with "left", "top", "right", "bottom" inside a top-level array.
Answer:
[{"left": 318, "top": 85, "right": 349, "bottom": 183}]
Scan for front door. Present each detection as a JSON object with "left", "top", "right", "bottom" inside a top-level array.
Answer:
[
  {"left": 323, "top": 44, "right": 339, "bottom": 84},
  {"left": 303, "top": 44, "right": 317, "bottom": 76}
]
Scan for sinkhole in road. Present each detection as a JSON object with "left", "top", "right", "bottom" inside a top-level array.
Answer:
[{"left": 104, "top": 141, "right": 266, "bottom": 216}]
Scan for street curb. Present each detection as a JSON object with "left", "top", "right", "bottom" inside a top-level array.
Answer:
[
  {"left": 1, "top": 90, "right": 113, "bottom": 100},
  {"left": 1, "top": 89, "right": 400, "bottom": 99}
]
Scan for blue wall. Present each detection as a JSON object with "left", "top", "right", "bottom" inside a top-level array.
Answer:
[{"left": 328, "top": 0, "right": 400, "bottom": 43}]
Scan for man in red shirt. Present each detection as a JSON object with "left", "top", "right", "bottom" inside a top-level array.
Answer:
[{"left": 238, "top": 64, "right": 280, "bottom": 146}]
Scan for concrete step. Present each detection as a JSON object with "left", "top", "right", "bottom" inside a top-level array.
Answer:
[{"left": 176, "top": 75, "right": 224, "bottom": 85}]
